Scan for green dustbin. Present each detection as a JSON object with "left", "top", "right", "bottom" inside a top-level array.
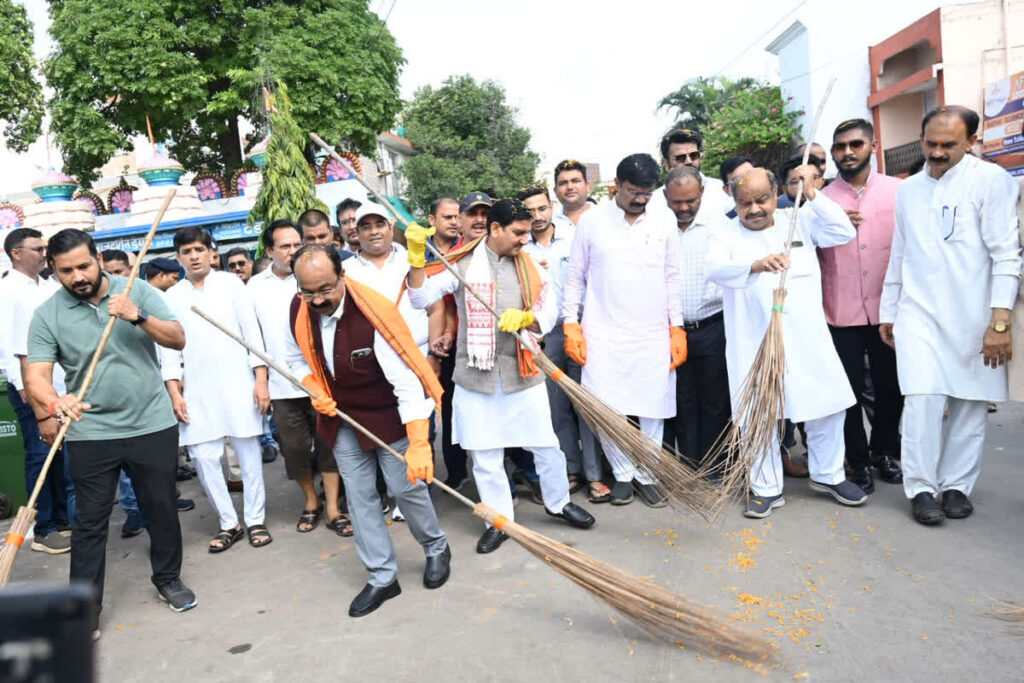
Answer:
[{"left": 0, "top": 374, "right": 28, "bottom": 516}]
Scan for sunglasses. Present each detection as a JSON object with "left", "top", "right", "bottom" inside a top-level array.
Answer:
[
  {"left": 831, "top": 139, "right": 869, "bottom": 153},
  {"left": 673, "top": 151, "right": 702, "bottom": 162}
]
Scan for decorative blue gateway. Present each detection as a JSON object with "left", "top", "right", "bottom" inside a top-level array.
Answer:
[{"left": 92, "top": 210, "right": 260, "bottom": 253}]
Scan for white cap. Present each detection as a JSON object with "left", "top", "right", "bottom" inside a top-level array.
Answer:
[{"left": 353, "top": 201, "right": 392, "bottom": 226}]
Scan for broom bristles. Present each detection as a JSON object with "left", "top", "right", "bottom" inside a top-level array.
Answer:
[
  {"left": 0, "top": 506, "right": 38, "bottom": 586},
  {"left": 701, "top": 296, "right": 788, "bottom": 521},
  {"left": 473, "top": 503, "right": 775, "bottom": 662},
  {"left": 986, "top": 602, "right": 1024, "bottom": 633},
  {"left": 533, "top": 354, "right": 718, "bottom": 522}
]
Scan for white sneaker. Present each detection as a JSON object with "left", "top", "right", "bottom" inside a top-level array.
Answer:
[{"left": 391, "top": 505, "right": 405, "bottom": 522}]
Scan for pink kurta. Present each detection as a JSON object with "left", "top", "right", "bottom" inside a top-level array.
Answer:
[{"left": 818, "top": 170, "right": 902, "bottom": 327}]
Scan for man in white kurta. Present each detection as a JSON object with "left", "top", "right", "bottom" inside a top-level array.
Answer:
[
  {"left": 161, "top": 228, "right": 272, "bottom": 550},
  {"left": 880, "top": 106, "right": 1022, "bottom": 525},
  {"left": 708, "top": 167, "right": 867, "bottom": 518},
  {"left": 406, "top": 199, "right": 596, "bottom": 554},
  {"left": 561, "top": 153, "right": 687, "bottom": 507}
]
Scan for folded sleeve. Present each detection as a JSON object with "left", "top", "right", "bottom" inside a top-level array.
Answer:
[
  {"left": 406, "top": 269, "right": 458, "bottom": 310},
  {"left": 980, "top": 167, "right": 1022, "bottom": 308}
]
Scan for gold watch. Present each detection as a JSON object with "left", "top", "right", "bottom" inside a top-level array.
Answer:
[{"left": 991, "top": 321, "right": 1011, "bottom": 333}]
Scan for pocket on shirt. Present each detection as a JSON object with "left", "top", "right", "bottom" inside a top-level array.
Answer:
[
  {"left": 348, "top": 352, "right": 377, "bottom": 375},
  {"left": 944, "top": 203, "right": 981, "bottom": 246}
]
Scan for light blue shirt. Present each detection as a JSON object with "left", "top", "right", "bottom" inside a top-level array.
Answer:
[{"left": 523, "top": 223, "right": 575, "bottom": 323}]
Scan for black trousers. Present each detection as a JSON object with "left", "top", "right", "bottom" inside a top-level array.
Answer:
[
  {"left": 828, "top": 324, "right": 903, "bottom": 470},
  {"left": 439, "top": 351, "right": 468, "bottom": 480},
  {"left": 664, "top": 317, "right": 731, "bottom": 465},
  {"left": 66, "top": 426, "right": 183, "bottom": 609}
]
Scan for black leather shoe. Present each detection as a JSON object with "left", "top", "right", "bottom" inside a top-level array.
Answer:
[
  {"left": 348, "top": 580, "right": 401, "bottom": 617},
  {"left": 941, "top": 490, "right": 973, "bottom": 519},
  {"left": 476, "top": 526, "right": 508, "bottom": 554},
  {"left": 848, "top": 468, "right": 875, "bottom": 495},
  {"left": 545, "top": 502, "right": 595, "bottom": 529},
  {"left": 423, "top": 545, "right": 452, "bottom": 589},
  {"left": 911, "top": 492, "right": 944, "bottom": 525},
  {"left": 872, "top": 453, "right": 903, "bottom": 484}
]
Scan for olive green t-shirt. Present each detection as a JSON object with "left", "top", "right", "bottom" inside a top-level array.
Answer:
[{"left": 28, "top": 274, "right": 179, "bottom": 441}]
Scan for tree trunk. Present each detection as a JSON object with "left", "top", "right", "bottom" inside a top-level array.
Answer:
[{"left": 217, "top": 117, "right": 243, "bottom": 172}]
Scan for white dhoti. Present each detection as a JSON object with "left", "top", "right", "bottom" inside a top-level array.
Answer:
[
  {"left": 454, "top": 376, "right": 570, "bottom": 526},
  {"left": 901, "top": 395, "right": 987, "bottom": 499},
  {"left": 750, "top": 410, "right": 846, "bottom": 497},
  {"left": 190, "top": 436, "right": 265, "bottom": 529}
]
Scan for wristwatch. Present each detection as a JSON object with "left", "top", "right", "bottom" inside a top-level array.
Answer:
[
  {"left": 131, "top": 307, "right": 150, "bottom": 326},
  {"left": 991, "top": 321, "right": 1011, "bottom": 333}
]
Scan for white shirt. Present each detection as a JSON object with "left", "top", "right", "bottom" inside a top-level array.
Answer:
[
  {"left": 247, "top": 266, "right": 305, "bottom": 400},
  {"left": 342, "top": 243, "right": 429, "bottom": 352},
  {"left": 160, "top": 270, "right": 267, "bottom": 444},
  {"left": 1, "top": 270, "right": 64, "bottom": 392},
  {"left": 283, "top": 291, "right": 434, "bottom": 424},
  {"left": 562, "top": 200, "right": 683, "bottom": 417},
  {"left": 522, "top": 224, "right": 575, "bottom": 321},
  {"left": 676, "top": 206, "right": 727, "bottom": 322},
  {"left": 880, "top": 155, "right": 1022, "bottom": 400}
]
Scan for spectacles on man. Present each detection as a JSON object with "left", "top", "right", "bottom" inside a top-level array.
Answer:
[
  {"left": 227, "top": 260, "right": 248, "bottom": 270},
  {"left": 831, "top": 139, "right": 870, "bottom": 153},
  {"left": 299, "top": 278, "right": 340, "bottom": 300},
  {"left": 622, "top": 187, "right": 654, "bottom": 200},
  {"left": 674, "top": 151, "right": 702, "bottom": 163},
  {"left": 14, "top": 245, "right": 46, "bottom": 254}
]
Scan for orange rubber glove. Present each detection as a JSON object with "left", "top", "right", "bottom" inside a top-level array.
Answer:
[
  {"left": 302, "top": 374, "right": 337, "bottom": 416},
  {"left": 404, "top": 419, "right": 434, "bottom": 484},
  {"left": 670, "top": 326, "right": 688, "bottom": 369},
  {"left": 563, "top": 322, "right": 587, "bottom": 365}
]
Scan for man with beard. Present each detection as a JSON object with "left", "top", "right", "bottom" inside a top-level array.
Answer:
[
  {"left": 407, "top": 199, "right": 596, "bottom": 553},
  {"left": 661, "top": 166, "right": 731, "bottom": 468},
  {"left": 336, "top": 198, "right": 363, "bottom": 251},
  {"left": 552, "top": 159, "right": 593, "bottom": 227},
  {"left": 226, "top": 247, "right": 254, "bottom": 284},
  {"left": 708, "top": 168, "right": 867, "bottom": 518},
  {"left": 518, "top": 184, "right": 604, "bottom": 500},
  {"left": 881, "top": 106, "right": 1021, "bottom": 525},
  {"left": 285, "top": 244, "right": 450, "bottom": 616},
  {"left": 161, "top": 226, "right": 272, "bottom": 552},
  {"left": 458, "top": 191, "right": 492, "bottom": 243},
  {"left": 562, "top": 154, "right": 687, "bottom": 507},
  {"left": 819, "top": 118, "right": 904, "bottom": 493},
  {"left": 1, "top": 228, "right": 71, "bottom": 554},
  {"left": 24, "top": 229, "right": 194, "bottom": 629},
  {"left": 650, "top": 128, "right": 729, "bottom": 218}
]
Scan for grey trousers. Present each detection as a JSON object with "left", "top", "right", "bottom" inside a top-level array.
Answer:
[
  {"left": 544, "top": 326, "right": 603, "bottom": 482},
  {"left": 332, "top": 426, "right": 448, "bottom": 587}
]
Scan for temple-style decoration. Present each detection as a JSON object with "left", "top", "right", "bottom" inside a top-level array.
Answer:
[
  {"left": 107, "top": 175, "right": 138, "bottom": 214},
  {"left": 72, "top": 189, "right": 107, "bottom": 216},
  {"left": 249, "top": 136, "right": 269, "bottom": 169},
  {"left": 126, "top": 151, "right": 203, "bottom": 227},
  {"left": 231, "top": 164, "right": 261, "bottom": 197},
  {"left": 192, "top": 171, "right": 228, "bottom": 201},
  {"left": 0, "top": 201, "right": 25, "bottom": 229},
  {"left": 320, "top": 150, "right": 363, "bottom": 182},
  {"left": 23, "top": 169, "right": 96, "bottom": 237}
]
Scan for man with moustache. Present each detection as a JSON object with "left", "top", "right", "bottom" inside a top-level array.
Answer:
[
  {"left": 24, "top": 229, "right": 194, "bottom": 627},
  {"left": 720, "top": 156, "right": 755, "bottom": 219},
  {"left": 336, "top": 198, "right": 363, "bottom": 252},
  {"left": 552, "top": 159, "right": 593, "bottom": 227},
  {"left": 562, "top": 154, "right": 688, "bottom": 507},
  {"left": 820, "top": 118, "right": 904, "bottom": 493},
  {"left": 708, "top": 167, "right": 867, "bottom": 518},
  {"left": 285, "top": 244, "right": 450, "bottom": 616},
  {"left": 225, "top": 247, "right": 254, "bottom": 284},
  {"left": 161, "top": 226, "right": 272, "bottom": 552},
  {"left": 661, "top": 166, "right": 732, "bottom": 468},
  {"left": 458, "top": 191, "right": 492, "bottom": 243},
  {"left": 651, "top": 128, "right": 729, "bottom": 218},
  {"left": 881, "top": 105, "right": 1021, "bottom": 525},
  {"left": 518, "top": 184, "right": 605, "bottom": 500}
]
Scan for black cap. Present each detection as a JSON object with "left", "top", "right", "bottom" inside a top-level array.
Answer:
[
  {"left": 459, "top": 191, "right": 492, "bottom": 212},
  {"left": 146, "top": 257, "right": 181, "bottom": 274}
]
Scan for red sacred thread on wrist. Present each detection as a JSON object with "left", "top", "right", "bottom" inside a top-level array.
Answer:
[{"left": 48, "top": 400, "right": 58, "bottom": 417}]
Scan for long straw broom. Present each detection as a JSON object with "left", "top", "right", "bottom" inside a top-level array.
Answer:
[
  {"left": 309, "top": 133, "right": 717, "bottom": 520},
  {"left": 189, "top": 304, "right": 775, "bottom": 663},
  {"left": 0, "top": 190, "right": 178, "bottom": 585},
  {"left": 702, "top": 79, "right": 837, "bottom": 521}
]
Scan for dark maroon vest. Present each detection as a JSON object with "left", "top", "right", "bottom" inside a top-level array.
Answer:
[{"left": 290, "top": 294, "right": 404, "bottom": 451}]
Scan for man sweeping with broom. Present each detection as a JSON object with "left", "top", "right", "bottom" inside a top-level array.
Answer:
[
  {"left": 405, "top": 198, "right": 596, "bottom": 554},
  {"left": 707, "top": 167, "right": 868, "bottom": 518}
]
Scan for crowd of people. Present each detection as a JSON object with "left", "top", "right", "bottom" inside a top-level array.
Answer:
[{"left": 0, "top": 103, "right": 1019, "bottom": 633}]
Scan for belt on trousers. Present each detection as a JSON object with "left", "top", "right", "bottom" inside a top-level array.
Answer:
[{"left": 682, "top": 310, "right": 723, "bottom": 330}]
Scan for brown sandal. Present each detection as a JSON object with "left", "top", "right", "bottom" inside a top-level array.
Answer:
[
  {"left": 326, "top": 514, "right": 354, "bottom": 537},
  {"left": 588, "top": 481, "right": 612, "bottom": 504}
]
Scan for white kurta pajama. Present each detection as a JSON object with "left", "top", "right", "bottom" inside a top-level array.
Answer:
[
  {"left": 708, "top": 194, "right": 857, "bottom": 496},
  {"left": 407, "top": 245, "right": 571, "bottom": 525},
  {"left": 880, "top": 156, "right": 1022, "bottom": 499},
  {"left": 161, "top": 271, "right": 268, "bottom": 529},
  {"left": 561, "top": 200, "right": 683, "bottom": 484}
]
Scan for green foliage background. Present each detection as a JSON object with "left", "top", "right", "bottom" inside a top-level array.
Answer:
[
  {"left": 0, "top": 0, "right": 44, "bottom": 152},
  {"left": 399, "top": 75, "right": 539, "bottom": 215}
]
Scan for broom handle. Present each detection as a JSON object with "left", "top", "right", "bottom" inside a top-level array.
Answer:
[
  {"left": 778, "top": 77, "right": 836, "bottom": 291},
  {"left": 308, "top": 134, "right": 539, "bottom": 353},
  {"left": 189, "top": 305, "right": 479, "bottom": 511},
  {"left": 23, "top": 190, "right": 177, "bottom": 509}
]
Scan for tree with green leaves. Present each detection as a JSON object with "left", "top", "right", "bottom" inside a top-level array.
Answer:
[
  {"left": 249, "top": 83, "right": 327, "bottom": 255},
  {"left": 399, "top": 75, "right": 539, "bottom": 215},
  {"left": 0, "top": 0, "right": 44, "bottom": 153},
  {"left": 657, "top": 76, "right": 758, "bottom": 128},
  {"left": 44, "top": 0, "right": 404, "bottom": 186},
  {"left": 700, "top": 82, "right": 803, "bottom": 181}
]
